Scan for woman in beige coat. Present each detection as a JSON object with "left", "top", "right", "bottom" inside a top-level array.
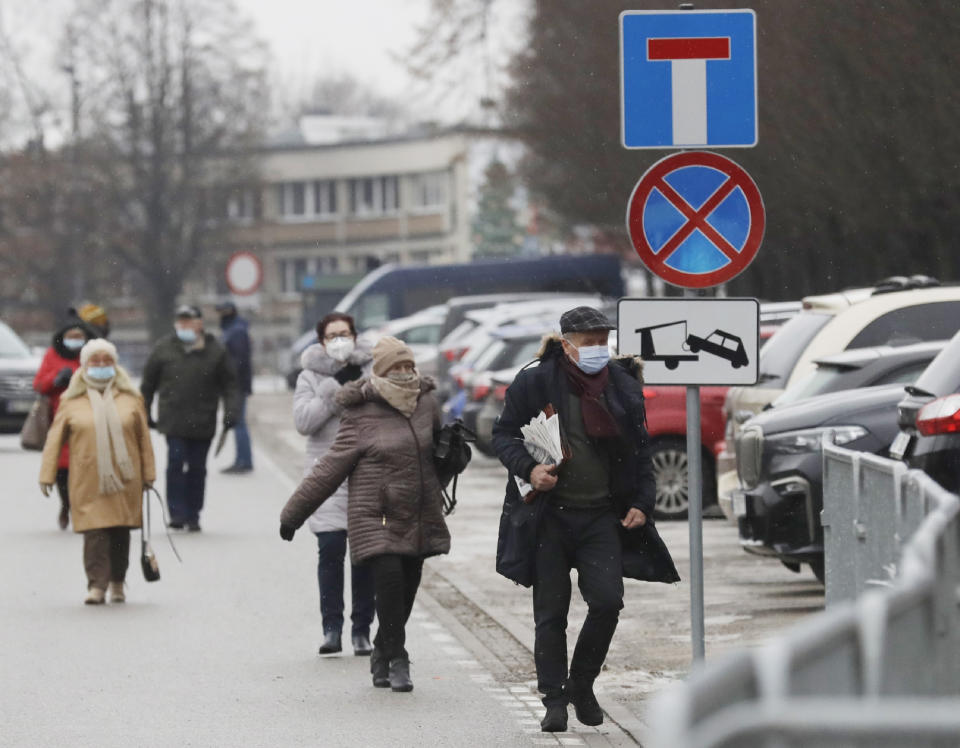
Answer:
[
  {"left": 280, "top": 336, "right": 451, "bottom": 693},
  {"left": 40, "top": 339, "right": 156, "bottom": 605}
]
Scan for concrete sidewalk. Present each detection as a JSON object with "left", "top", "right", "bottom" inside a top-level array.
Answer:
[{"left": 0, "top": 432, "right": 632, "bottom": 747}]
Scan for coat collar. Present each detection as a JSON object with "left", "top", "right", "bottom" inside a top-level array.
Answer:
[{"left": 300, "top": 337, "right": 373, "bottom": 376}]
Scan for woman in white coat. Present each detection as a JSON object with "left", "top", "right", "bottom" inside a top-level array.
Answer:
[{"left": 293, "top": 312, "right": 376, "bottom": 656}]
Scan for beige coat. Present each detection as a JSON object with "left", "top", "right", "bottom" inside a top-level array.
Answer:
[
  {"left": 281, "top": 377, "right": 451, "bottom": 564},
  {"left": 40, "top": 385, "right": 156, "bottom": 533}
]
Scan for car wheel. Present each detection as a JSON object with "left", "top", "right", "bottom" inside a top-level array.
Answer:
[
  {"left": 651, "top": 437, "right": 716, "bottom": 520},
  {"left": 810, "top": 558, "right": 825, "bottom": 585}
]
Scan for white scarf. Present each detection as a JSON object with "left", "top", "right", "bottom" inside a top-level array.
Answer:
[
  {"left": 370, "top": 374, "right": 421, "bottom": 418},
  {"left": 82, "top": 373, "right": 136, "bottom": 494}
]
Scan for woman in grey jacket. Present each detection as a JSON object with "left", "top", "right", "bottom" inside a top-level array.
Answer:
[{"left": 293, "top": 312, "right": 375, "bottom": 656}]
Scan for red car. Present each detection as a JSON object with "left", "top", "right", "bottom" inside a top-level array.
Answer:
[{"left": 642, "top": 385, "right": 728, "bottom": 519}]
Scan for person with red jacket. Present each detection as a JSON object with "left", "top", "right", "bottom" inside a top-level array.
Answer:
[{"left": 33, "top": 314, "right": 95, "bottom": 529}]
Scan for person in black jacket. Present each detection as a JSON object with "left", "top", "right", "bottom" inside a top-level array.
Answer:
[
  {"left": 215, "top": 302, "right": 254, "bottom": 474},
  {"left": 140, "top": 304, "right": 240, "bottom": 532},
  {"left": 492, "top": 306, "right": 679, "bottom": 734}
]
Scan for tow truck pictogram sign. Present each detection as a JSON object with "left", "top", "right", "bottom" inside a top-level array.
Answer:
[{"left": 618, "top": 298, "right": 759, "bottom": 386}]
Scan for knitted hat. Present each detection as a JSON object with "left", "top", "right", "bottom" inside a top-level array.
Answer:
[
  {"left": 372, "top": 336, "right": 415, "bottom": 377},
  {"left": 79, "top": 338, "right": 118, "bottom": 366},
  {"left": 77, "top": 303, "right": 109, "bottom": 329}
]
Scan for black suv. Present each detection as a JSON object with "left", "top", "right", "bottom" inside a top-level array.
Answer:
[
  {"left": 734, "top": 384, "right": 905, "bottom": 582},
  {"left": 890, "top": 329, "right": 960, "bottom": 492}
]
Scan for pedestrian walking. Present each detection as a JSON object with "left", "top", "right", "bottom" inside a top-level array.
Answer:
[
  {"left": 39, "top": 339, "right": 156, "bottom": 604},
  {"left": 140, "top": 304, "right": 239, "bottom": 532},
  {"left": 492, "top": 306, "right": 679, "bottom": 733},
  {"left": 215, "top": 301, "right": 254, "bottom": 474},
  {"left": 32, "top": 312, "right": 96, "bottom": 529},
  {"left": 279, "top": 336, "right": 451, "bottom": 693},
  {"left": 292, "top": 312, "right": 376, "bottom": 656}
]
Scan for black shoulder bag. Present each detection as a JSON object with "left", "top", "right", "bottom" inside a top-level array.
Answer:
[{"left": 433, "top": 419, "right": 476, "bottom": 516}]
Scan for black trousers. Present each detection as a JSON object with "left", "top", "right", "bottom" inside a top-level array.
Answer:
[
  {"left": 369, "top": 554, "right": 424, "bottom": 662},
  {"left": 533, "top": 505, "right": 624, "bottom": 705}
]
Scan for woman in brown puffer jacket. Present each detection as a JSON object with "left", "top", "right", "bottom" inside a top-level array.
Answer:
[{"left": 280, "top": 336, "right": 450, "bottom": 693}]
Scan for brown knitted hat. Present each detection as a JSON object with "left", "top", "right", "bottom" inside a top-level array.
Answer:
[{"left": 372, "top": 336, "right": 415, "bottom": 377}]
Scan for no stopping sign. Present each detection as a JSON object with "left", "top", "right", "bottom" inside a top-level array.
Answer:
[
  {"left": 626, "top": 151, "right": 764, "bottom": 288},
  {"left": 225, "top": 251, "right": 263, "bottom": 296}
]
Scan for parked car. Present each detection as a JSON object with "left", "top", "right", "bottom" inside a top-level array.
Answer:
[
  {"left": 891, "top": 329, "right": 960, "bottom": 493},
  {"left": 734, "top": 384, "right": 907, "bottom": 582},
  {"left": 0, "top": 321, "right": 41, "bottom": 432},
  {"left": 717, "top": 340, "right": 947, "bottom": 520},
  {"left": 718, "top": 278, "right": 959, "bottom": 512}
]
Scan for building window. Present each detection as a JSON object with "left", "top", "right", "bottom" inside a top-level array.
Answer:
[
  {"left": 227, "top": 188, "right": 258, "bottom": 222},
  {"left": 314, "top": 179, "right": 337, "bottom": 216},
  {"left": 410, "top": 171, "right": 447, "bottom": 210},
  {"left": 349, "top": 176, "right": 399, "bottom": 216}
]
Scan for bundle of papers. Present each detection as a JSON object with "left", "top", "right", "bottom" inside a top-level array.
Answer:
[{"left": 514, "top": 410, "right": 564, "bottom": 498}]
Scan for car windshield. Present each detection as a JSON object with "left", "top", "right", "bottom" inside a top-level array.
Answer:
[
  {"left": 757, "top": 312, "right": 831, "bottom": 387},
  {"left": 912, "top": 330, "right": 960, "bottom": 396},
  {"left": 773, "top": 365, "right": 851, "bottom": 407},
  {"left": 0, "top": 322, "right": 31, "bottom": 359}
]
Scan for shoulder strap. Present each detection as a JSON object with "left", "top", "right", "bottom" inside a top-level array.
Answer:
[{"left": 143, "top": 485, "right": 182, "bottom": 563}]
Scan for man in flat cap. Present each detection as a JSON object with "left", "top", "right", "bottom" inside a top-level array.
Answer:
[
  {"left": 492, "top": 305, "right": 678, "bottom": 733},
  {"left": 141, "top": 305, "right": 240, "bottom": 531}
]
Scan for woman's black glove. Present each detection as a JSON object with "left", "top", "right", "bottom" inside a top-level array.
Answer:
[
  {"left": 279, "top": 523, "right": 296, "bottom": 541},
  {"left": 334, "top": 363, "right": 363, "bottom": 385},
  {"left": 53, "top": 367, "right": 74, "bottom": 389}
]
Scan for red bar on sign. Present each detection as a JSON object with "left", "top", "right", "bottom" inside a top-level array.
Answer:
[{"left": 647, "top": 37, "right": 730, "bottom": 61}]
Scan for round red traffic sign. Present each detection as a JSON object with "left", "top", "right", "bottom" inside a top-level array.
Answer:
[
  {"left": 225, "top": 251, "right": 262, "bottom": 296},
  {"left": 626, "top": 151, "right": 764, "bottom": 289}
]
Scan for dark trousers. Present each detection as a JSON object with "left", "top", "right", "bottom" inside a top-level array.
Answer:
[
  {"left": 165, "top": 436, "right": 212, "bottom": 525},
  {"left": 315, "top": 530, "right": 376, "bottom": 636},
  {"left": 533, "top": 505, "right": 624, "bottom": 706},
  {"left": 232, "top": 395, "right": 253, "bottom": 469},
  {"left": 55, "top": 467, "right": 70, "bottom": 518},
  {"left": 369, "top": 554, "right": 424, "bottom": 661},
  {"left": 83, "top": 527, "right": 131, "bottom": 590}
]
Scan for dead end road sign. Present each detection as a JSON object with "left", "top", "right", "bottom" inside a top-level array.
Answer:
[
  {"left": 626, "top": 151, "right": 764, "bottom": 289},
  {"left": 617, "top": 297, "right": 759, "bottom": 386}
]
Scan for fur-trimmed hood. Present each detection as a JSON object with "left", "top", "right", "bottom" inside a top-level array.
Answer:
[
  {"left": 336, "top": 376, "right": 437, "bottom": 409},
  {"left": 534, "top": 333, "right": 644, "bottom": 383},
  {"left": 62, "top": 364, "right": 140, "bottom": 400},
  {"left": 300, "top": 336, "right": 373, "bottom": 376}
]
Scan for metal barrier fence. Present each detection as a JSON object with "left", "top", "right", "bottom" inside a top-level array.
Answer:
[{"left": 648, "top": 440, "right": 960, "bottom": 748}]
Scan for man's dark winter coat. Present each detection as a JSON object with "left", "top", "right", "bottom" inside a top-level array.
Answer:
[
  {"left": 140, "top": 333, "right": 240, "bottom": 440},
  {"left": 220, "top": 313, "right": 253, "bottom": 395},
  {"left": 492, "top": 336, "right": 679, "bottom": 587}
]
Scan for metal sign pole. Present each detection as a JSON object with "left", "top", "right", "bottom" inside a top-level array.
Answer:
[{"left": 686, "top": 383, "right": 705, "bottom": 662}]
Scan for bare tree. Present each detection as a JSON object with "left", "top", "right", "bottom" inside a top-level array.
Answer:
[{"left": 67, "top": 0, "right": 269, "bottom": 339}]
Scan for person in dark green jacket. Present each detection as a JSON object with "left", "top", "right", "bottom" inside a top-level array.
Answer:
[{"left": 140, "top": 304, "right": 240, "bottom": 531}]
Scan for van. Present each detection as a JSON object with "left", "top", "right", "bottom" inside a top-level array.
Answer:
[{"left": 334, "top": 254, "right": 624, "bottom": 330}]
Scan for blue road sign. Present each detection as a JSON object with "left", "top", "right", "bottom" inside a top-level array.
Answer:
[{"left": 620, "top": 9, "right": 757, "bottom": 149}]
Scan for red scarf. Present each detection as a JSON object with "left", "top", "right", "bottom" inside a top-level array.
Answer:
[{"left": 560, "top": 354, "right": 621, "bottom": 439}]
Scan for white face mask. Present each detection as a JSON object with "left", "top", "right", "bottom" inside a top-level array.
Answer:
[{"left": 325, "top": 337, "right": 355, "bottom": 362}]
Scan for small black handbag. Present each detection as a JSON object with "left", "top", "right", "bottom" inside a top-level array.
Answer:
[
  {"left": 140, "top": 486, "right": 181, "bottom": 582},
  {"left": 433, "top": 420, "right": 476, "bottom": 515}
]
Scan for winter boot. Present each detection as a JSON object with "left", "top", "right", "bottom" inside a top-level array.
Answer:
[
  {"left": 318, "top": 631, "right": 342, "bottom": 655},
  {"left": 84, "top": 587, "right": 106, "bottom": 605},
  {"left": 540, "top": 704, "right": 568, "bottom": 732},
  {"left": 108, "top": 582, "right": 125, "bottom": 604},
  {"left": 352, "top": 632, "right": 373, "bottom": 656},
  {"left": 370, "top": 651, "right": 390, "bottom": 688},
  {"left": 388, "top": 657, "right": 413, "bottom": 692},
  {"left": 566, "top": 678, "right": 603, "bottom": 726}
]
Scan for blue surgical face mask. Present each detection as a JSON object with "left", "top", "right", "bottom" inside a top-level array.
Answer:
[
  {"left": 176, "top": 327, "right": 197, "bottom": 344},
  {"left": 63, "top": 338, "right": 85, "bottom": 351},
  {"left": 87, "top": 365, "right": 115, "bottom": 381},
  {"left": 574, "top": 345, "right": 610, "bottom": 375}
]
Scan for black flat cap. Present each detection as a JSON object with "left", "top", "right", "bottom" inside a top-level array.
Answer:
[
  {"left": 214, "top": 301, "right": 237, "bottom": 314},
  {"left": 560, "top": 306, "right": 615, "bottom": 333},
  {"left": 174, "top": 304, "right": 202, "bottom": 319}
]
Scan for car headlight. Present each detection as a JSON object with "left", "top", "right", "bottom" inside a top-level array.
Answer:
[{"left": 765, "top": 426, "right": 868, "bottom": 456}]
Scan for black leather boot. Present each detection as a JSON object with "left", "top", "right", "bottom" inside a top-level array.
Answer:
[
  {"left": 370, "top": 651, "right": 389, "bottom": 688},
  {"left": 318, "top": 631, "right": 342, "bottom": 655},
  {"left": 352, "top": 632, "right": 373, "bottom": 656},
  {"left": 566, "top": 678, "right": 603, "bottom": 726},
  {"left": 540, "top": 704, "right": 568, "bottom": 732},
  {"left": 388, "top": 657, "right": 413, "bottom": 692}
]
